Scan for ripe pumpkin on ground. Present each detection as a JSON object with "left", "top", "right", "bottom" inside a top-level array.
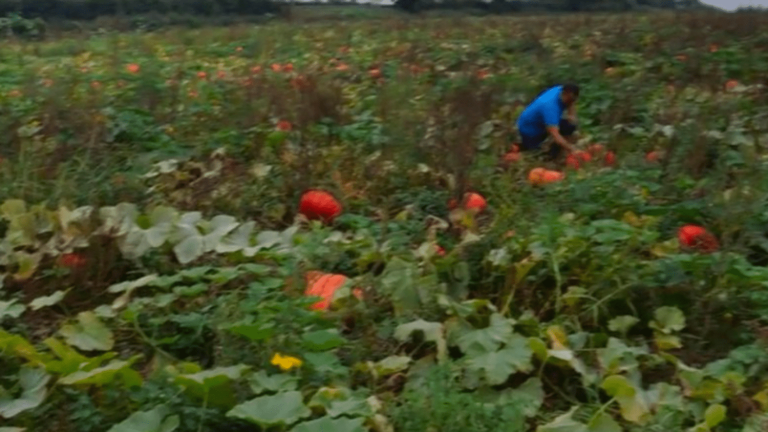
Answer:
[
  {"left": 678, "top": 225, "right": 719, "bottom": 254},
  {"left": 299, "top": 190, "right": 342, "bottom": 223},
  {"left": 604, "top": 151, "right": 616, "bottom": 166},
  {"left": 448, "top": 192, "right": 487, "bottom": 213},
  {"left": 304, "top": 272, "right": 363, "bottom": 311}
]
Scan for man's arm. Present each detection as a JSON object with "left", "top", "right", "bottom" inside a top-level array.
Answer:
[
  {"left": 567, "top": 104, "right": 577, "bottom": 124},
  {"left": 547, "top": 126, "right": 574, "bottom": 153}
]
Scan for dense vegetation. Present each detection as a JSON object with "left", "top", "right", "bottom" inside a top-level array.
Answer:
[{"left": 2, "top": 11, "right": 768, "bottom": 432}]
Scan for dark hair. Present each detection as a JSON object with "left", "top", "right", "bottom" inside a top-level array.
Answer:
[{"left": 562, "top": 83, "right": 580, "bottom": 97}]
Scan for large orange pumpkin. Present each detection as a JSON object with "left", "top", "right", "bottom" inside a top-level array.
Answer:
[
  {"left": 678, "top": 225, "right": 719, "bottom": 254},
  {"left": 540, "top": 170, "right": 565, "bottom": 184},
  {"left": 299, "top": 190, "right": 342, "bottom": 223},
  {"left": 464, "top": 193, "right": 487, "bottom": 213},
  {"left": 304, "top": 272, "right": 363, "bottom": 311},
  {"left": 528, "top": 168, "right": 547, "bottom": 184}
]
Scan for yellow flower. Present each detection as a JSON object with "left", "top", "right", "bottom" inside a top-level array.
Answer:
[{"left": 271, "top": 353, "right": 302, "bottom": 371}]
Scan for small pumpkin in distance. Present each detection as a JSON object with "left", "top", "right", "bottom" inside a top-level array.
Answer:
[
  {"left": 565, "top": 154, "right": 580, "bottom": 170},
  {"left": 678, "top": 225, "right": 719, "bottom": 254},
  {"left": 464, "top": 192, "right": 487, "bottom": 213},
  {"left": 604, "top": 151, "right": 616, "bottom": 166},
  {"left": 299, "top": 190, "right": 342, "bottom": 223},
  {"left": 304, "top": 272, "right": 363, "bottom": 311},
  {"left": 574, "top": 150, "right": 592, "bottom": 163}
]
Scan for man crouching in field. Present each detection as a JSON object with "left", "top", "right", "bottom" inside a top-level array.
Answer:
[{"left": 516, "top": 83, "right": 580, "bottom": 161}]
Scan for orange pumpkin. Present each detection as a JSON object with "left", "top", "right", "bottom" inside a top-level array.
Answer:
[
  {"left": 541, "top": 170, "right": 565, "bottom": 184},
  {"left": 604, "top": 151, "right": 616, "bottom": 166},
  {"left": 304, "top": 272, "right": 362, "bottom": 311},
  {"left": 299, "top": 190, "right": 342, "bottom": 223},
  {"left": 503, "top": 151, "right": 521, "bottom": 164},
  {"left": 678, "top": 225, "right": 718, "bottom": 254},
  {"left": 646, "top": 151, "right": 662, "bottom": 162},
  {"left": 528, "top": 168, "right": 547, "bottom": 184},
  {"left": 725, "top": 79, "right": 739, "bottom": 91},
  {"left": 464, "top": 193, "right": 487, "bottom": 213},
  {"left": 575, "top": 151, "right": 592, "bottom": 163},
  {"left": 59, "top": 253, "right": 87, "bottom": 269}
]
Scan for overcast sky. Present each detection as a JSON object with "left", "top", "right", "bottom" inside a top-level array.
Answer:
[{"left": 701, "top": 0, "right": 766, "bottom": 10}]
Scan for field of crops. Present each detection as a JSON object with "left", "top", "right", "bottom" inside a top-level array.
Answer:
[{"left": 2, "top": 10, "right": 768, "bottom": 432}]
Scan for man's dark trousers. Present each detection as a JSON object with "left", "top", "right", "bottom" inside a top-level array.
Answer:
[{"left": 519, "top": 119, "right": 577, "bottom": 161}]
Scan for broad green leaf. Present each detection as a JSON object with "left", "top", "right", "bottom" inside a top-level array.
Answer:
[
  {"left": 216, "top": 221, "right": 255, "bottom": 253},
  {"left": 302, "top": 329, "right": 347, "bottom": 351},
  {"left": 29, "top": 290, "right": 68, "bottom": 311},
  {"left": 175, "top": 365, "right": 250, "bottom": 408},
  {"left": 394, "top": 319, "right": 447, "bottom": 363},
  {"left": 742, "top": 414, "right": 768, "bottom": 432},
  {"left": 0, "top": 300, "right": 26, "bottom": 320},
  {"left": 499, "top": 377, "right": 544, "bottom": 417},
  {"left": 456, "top": 313, "right": 514, "bottom": 356},
  {"left": 59, "top": 358, "right": 142, "bottom": 387},
  {"left": 227, "top": 391, "right": 311, "bottom": 427},
  {"left": 42, "top": 338, "right": 113, "bottom": 375},
  {"left": 588, "top": 412, "right": 622, "bottom": 432},
  {"left": 650, "top": 307, "right": 686, "bottom": 334},
  {"left": 597, "top": 338, "right": 646, "bottom": 375},
  {"left": 608, "top": 316, "right": 639, "bottom": 334},
  {"left": 173, "top": 235, "right": 204, "bottom": 264},
  {"left": 0, "top": 368, "right": 50, "bottom": 419},
  {"left": 326, "top": 397, "right": 373, "bottom": 419},
  {"left": 704, "top": 404, "right": 726, "bottom": 428},
  {"left": 536, "top": 407, "right": 589, "bottom": 432},
  {"left": 290, "top": 416, "right": 365, "bottom": 432},
  {"left": 654, "top": 334, "right": 682, "bottom": 350},
  {"left": 59, "top": 312, "right": 114, "bottom": 351},
  {"left": 249, "top": 371, "right": 299, "bottom": 395},
  {"left": 107, "top": 404, "right": 180, "bottom": 432},
  {"left": 600, "top": 375, "right": 650, "bottom": 424},
  {"left": 12, "top": 252, "right": 41, "bottom": 281},
  {"left": 467, "top": 335, "right": 534, "bottom": 385}
]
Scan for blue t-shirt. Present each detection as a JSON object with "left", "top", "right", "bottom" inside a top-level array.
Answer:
[{"left": 517, "top": 86, "right": 566, "bottom": 137}]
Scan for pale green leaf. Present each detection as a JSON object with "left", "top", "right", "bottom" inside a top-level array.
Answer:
[
  {"left": 29, "top": 291, "right": 68, "bottom": 311},
  {"left": 216, "top": 221, "right": 255, "bottom": 253},
  {"left": 107, "top": 404, "right": 180, "bottom": 432},
  {"left": 176, "top": 365, "right": 250, "bottom": 391},
  {"left": 173, "top": 235, "right": 204, "bottom": 264},
  {"left": 536, "top": 407, "right": 589, "bottom": 432},
  {"left": 59, "top": 312, "right": 114, "bottom": 351},
  {"left": 59, "top": 358, "right": 141, "bottom": 387},
  {"left": 373, "top": 356, "right": 412, "bottom": 376},
  {"left": 226, "top": 391, "right": 311, "bottom": 427},
  {"left": 650, "top": 307, "right": 686, "bottom": 334},
  {"left": 326, "top": 397, "right": 373, "bottom": 419},
  {"left": 608, "top": 316, "right": 639, "bottom": 334},
  {"left": 249, "top": 371, "right": 299, "bottom": 395},
  {"left": 0, "top": 300, "right": 26, "bottom": 320},
  {"left": 394, "top": 319, "right": 447, "bottom": 363},
  {"left": 290, "top": 416, "right": 365, "bottom": 432},
  {"left": 0, "top": 368, "right": 50, "bottom": 419}
]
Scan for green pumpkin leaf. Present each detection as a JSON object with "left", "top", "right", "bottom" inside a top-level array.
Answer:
[
  {"left": 175, "top": 365, "right": 250, "bottom": 408},
  {"left": 600, "top": 375, "right": 650, "bottom": 424},
  {"left": 456, "top": 313, "right": 514, "bottom": 356},
  {"left": 608, "top": 316, "right": 639, "bottom": 335},
  {"left": 394, "top": 319, "right": 447, "bottom": 363},
  {"left": 373, "top": 355, "right": 412, "bottom": 376},
  {"left": 499, "top": 377, "right": 544, "bottom": 418},
  {"left": 0, "top": 368, "right": 50, "bottom": 419},
  {"left": 107, "top": 404, "right": 180, "bottom": 432},
  {"left": 59, "top": 358, "right": 142, "bottom": 387},
  {"left": 704, "top": 404, "right": 727, "bottom": 428},
  {"left": 227, "top": 391, "right": 311, "bottom": 427},
  {"left": 536, "top": 407, "right": 589, "bottom": 432},
  {"left": 249, "top": 371, "right": 299, "bottom": 395},
  {"left": 650, "top": 307, "right": 686, "bottom": 334},
  {"left": 587, "top": 412, "right": 622, "bottom": 432},
  {"left": 466, "top": 334, "right": 534, "bottom": 385},
  {"left": 290, "top": 416, "right": 366, "bottom": 432},
  {"left": 29, "top": 290, "right": 68, "bottom": 311},
  {"left": 302, "top": 329, "right": 347, "bottom": 351},
  {"left": 0, "top": 300, "right": 26, "bottom": 321},
  {"left": 173, "top": 235, "right": 204, "bottom": 264},
  {"left": 59, "top": 312, "right": 114, "bottom": 351}
]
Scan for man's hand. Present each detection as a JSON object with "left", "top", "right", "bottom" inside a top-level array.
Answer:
[{"left": 547, "top": 127, "right": 574, "bottom": 153}]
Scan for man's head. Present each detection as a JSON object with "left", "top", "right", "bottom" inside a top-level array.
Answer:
[{"left": 561, "top": 83, "right": 580, "bottom": 106}]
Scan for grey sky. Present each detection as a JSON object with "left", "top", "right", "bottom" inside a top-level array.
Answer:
[{"left": 701, "top": 0, "right": 766, "bottom": 10}]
